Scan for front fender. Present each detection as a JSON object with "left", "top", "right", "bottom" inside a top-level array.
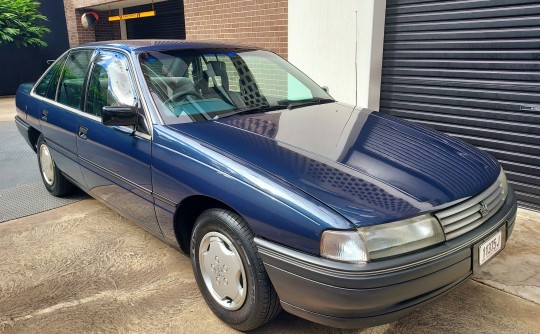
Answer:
[{"left": 151, "top": 125, "right": 355, "bottom": 255}]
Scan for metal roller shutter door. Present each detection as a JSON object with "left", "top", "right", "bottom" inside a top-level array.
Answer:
[
  {"left": 381, "top": 0, "right": 540, "bottom": 210},
  {"left": 124, "top": 0, "right": 186, "bottom": 39}
]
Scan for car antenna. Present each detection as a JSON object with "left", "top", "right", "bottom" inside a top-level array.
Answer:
[{"left": 354, "top": 10, "right": 358, "bottom": 111}]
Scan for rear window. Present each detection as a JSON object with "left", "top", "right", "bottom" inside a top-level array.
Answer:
[{"left": 34, "top": 54, "right": 67, "bottom": 98}]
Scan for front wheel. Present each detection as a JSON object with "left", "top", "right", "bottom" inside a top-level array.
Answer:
[
  {"left": 191, "top": 209, "right": 281, "bottom": 331},
  {"left": 37, "top": 135, "right": 73, "bottom": 196}
]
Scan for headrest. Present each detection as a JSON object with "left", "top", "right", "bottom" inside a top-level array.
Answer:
[
  {"left": 207, "top": 61, "right": 227, "bottom": 75},
  {"left": 203, "top": 61, "right": 229, "bottom": 91}
]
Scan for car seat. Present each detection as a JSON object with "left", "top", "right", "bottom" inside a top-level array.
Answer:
[{"left": 201, "top": 61, "right": 246, "bottom": 107}]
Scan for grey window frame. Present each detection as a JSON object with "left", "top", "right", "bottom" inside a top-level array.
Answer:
[{"left": 33, "top": 54, "right": 69, "bottom": 99}]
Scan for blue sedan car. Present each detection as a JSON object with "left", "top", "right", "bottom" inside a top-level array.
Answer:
[{"left": 15, "top": 40, "right": 517, "bottom": 331}]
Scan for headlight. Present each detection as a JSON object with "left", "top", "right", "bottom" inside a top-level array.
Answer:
[
  {"left": 320, "top": 214, "right": 445, "bottom": 263},
  {"left": 358, "top": 214, "right": 445, "bottom": 260}
]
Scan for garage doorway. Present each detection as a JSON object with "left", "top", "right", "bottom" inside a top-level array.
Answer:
[
  {"left": 124, "top": 0, "right": 186, "bottom": 39},
  {"left": 380, "top": 0, "right": 540, "bottom": 211}
]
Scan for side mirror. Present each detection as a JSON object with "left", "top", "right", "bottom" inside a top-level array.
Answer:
[
  {"left": 321, "top": 86, "right": 330, "bottom": 94},
  {"left": 102, "top": 106, "right": 139, "bottom": 126}
]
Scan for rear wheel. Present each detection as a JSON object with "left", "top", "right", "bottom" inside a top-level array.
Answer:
[
  {"left": 37, "top": 135, "right": 73, "bottom": 196},
  {"left": 191, "top": 209, "right": 281, "bottom": 331}
]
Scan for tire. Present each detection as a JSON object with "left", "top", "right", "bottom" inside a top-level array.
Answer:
[
  {"left": 36, "top": 135, "right": 73, "bottom": 197},
  {"left": 191, "top": 209, "right": 281, "bottom": 331}
]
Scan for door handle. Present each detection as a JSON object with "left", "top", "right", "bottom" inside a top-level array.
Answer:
[
  {"left": 41, "top": 109, "right": 48, "bottom": 121},
  {"left": 78, "top": 126, "right": 88, "bottom": 140}
]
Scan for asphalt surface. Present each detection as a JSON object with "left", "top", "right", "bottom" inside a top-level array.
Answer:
[{"left": 1, "top": 97, "right": 539, "bottom": 333}]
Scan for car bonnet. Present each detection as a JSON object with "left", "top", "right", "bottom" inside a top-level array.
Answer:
[{"left": 167, "top": 103, "right": 501, "bottom": 227}]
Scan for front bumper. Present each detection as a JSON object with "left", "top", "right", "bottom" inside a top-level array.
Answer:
[{"left": 255, "top": 187, "right": 517, "bottom": 328}]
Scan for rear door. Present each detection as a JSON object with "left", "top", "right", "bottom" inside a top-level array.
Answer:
[
  {"left": 76, "top": 49, "right": 160, "bottom": 234},
  {"left": 38, "top": 49, "right": 94, "bottom": 187}
]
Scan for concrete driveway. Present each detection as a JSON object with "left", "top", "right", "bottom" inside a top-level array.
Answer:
[{"left": 1, "top": 97, "right": 539, "bottom": 333}]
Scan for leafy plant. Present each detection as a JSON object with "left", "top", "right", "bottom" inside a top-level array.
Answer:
[{"left": 0, "top": 0, "right": 50, "bottom": 47}]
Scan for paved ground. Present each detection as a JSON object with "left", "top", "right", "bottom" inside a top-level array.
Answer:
[
  {"left": 0, "top": 98, "right": 39, "bottom": 189},
  {"left": 1, "top": 97, "right": 539, "bottom": 333},
  {"left": 0, "top": 98, "right": 86, "bottom": 222}
]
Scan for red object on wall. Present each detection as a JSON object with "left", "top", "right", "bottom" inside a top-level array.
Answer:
[{"left": 81, "top": 12, "right": 99, "bottom": 29}]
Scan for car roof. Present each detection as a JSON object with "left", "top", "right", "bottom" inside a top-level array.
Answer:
[{"left": 81, "top": 39, "right": 260, "bottom": 52}]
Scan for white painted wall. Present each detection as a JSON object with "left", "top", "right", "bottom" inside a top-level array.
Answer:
[{"left": 288, "top": 0, "right": 386, "bottom": 109}]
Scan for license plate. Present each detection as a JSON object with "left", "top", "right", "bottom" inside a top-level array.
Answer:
[{"left": 479, "top": 230, "right": 503, "bottom": 266}]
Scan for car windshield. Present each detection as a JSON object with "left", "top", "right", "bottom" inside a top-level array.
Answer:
[{"left": 138, "top": 49, "right": 333, "bottom": 124}]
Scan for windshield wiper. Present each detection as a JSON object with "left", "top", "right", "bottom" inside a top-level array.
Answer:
[
  {"left": 214, "top": 104, "right": 287, "bottom": 119},
  {"left": 286, "top": 98, "right": 335, "bottom": 110},
  {"left": 214, "top": 98, "right": 335, "bottom": 119}
]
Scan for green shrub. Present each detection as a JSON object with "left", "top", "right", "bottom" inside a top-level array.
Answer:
[{"left": 0, "top": 0, "right": 50, "bottom": 47}]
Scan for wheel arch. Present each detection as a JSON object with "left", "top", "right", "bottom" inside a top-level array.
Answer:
[{"left": 173, "top": 195, "right": 241, "bottom": 253}]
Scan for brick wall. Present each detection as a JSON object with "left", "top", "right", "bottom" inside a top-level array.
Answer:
[
  {"left": 74, "top": 9, "right": 96, "bottom": 45},
  {"left": 64, "top": 0, "right": 106, "bottom": 47},
  {"left": 64, "top": 0, "right": 120, "bottom": 47},
  {"left": 63, "top": 0, "right": 289, "bottom": 58},
  {"left": 95, "top": 10, "right": 121, "bottom": 41},
  {"left": 183, "top": 0, "right": 288, "bottom": 58}
]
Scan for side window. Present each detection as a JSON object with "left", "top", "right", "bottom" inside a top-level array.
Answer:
[
  {"left": 46, "top": 56, "right": 68, "bottom": 100},
  {"left": 34, "top": 54, "right": 67, "bottom": 97},
  {"left": 57, "top": 49, "right": 93, "bottom": 110},
  {"left": 86, "top": 52, "right": 136, "bottom": 117}
]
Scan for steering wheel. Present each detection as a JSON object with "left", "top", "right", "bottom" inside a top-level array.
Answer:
[{"left": 165, "top": 90, "right": 204, "bottom": 104}]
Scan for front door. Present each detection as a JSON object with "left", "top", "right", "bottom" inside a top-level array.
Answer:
[{"left": 77, "top": 49, "right": 160, "bottom": 234}]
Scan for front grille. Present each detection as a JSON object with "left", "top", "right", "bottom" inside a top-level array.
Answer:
[{"left": 434, "top": 171, "right": 506, "bottom": 240}]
